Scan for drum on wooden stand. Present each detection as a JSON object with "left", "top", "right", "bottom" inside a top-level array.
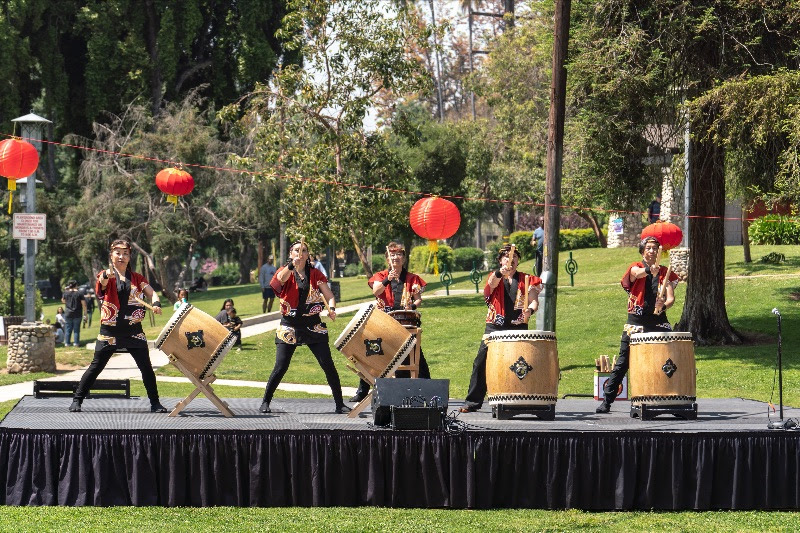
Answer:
[
  {"left": 154, "top": 303, "right": 237, "bottom": 417},
  {"left": 334, "top": 303, "right": 415, "bottom": 382},
  {"left": 485, "top": 330, "right": 559, "bottom": 420},
  {"left": 386, "top": 309, "right": 421, "bottom": 328},
  {"left": 387, "top": 309, "right": 423, "bottom": 378},
  {"left": 628, "top": 331, "right": 697, "bottom": 420}
]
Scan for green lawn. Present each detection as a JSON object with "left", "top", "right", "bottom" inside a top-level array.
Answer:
[{"left": 0, "top": 507, "right": 797, "bottom": 532}]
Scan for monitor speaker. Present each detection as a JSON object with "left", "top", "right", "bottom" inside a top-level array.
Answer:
[{"left": 372, "top": 378, "right": 449, "bottom": 427}]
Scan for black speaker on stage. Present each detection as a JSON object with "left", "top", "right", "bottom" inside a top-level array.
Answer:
[{"left": 372, "top": 378, "right": 449, "bottom": 428}]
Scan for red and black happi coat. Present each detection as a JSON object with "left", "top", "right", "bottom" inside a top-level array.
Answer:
[
  {"left": 271, "top": 265, "right": 329, "bottom": 319},
  {"left": 95, "top": 269, "right": 150, "bottom": 339},
  {"left": 368, "top": 269, "right": 426, "bottom": 311},
  {"left": 484, "top": 272, "right": 542, "bottom": 328},
  {"left": 621, "top": 262, "right": 680, "bottom": 316}
]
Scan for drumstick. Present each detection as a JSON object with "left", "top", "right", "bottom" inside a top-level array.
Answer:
[
  {"left": 134, "top": 296, "right": 155, "bottom": 311},
  {"left": 523, "top": 274, "right": 530, "bottom": 324}
]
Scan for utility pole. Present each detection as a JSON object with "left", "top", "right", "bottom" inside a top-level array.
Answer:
[{"left": 539, "top": 0, "right": 571, "bottom": 333}]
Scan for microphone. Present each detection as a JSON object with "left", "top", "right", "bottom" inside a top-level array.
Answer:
[{"left": 772, "top": 308, "right": 781, "bottom": 317}]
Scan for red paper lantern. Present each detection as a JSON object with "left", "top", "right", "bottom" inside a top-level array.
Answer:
[
  {"left": 641, "top": 221, "right": 683, "bottom": 251},
  {"left": 0, "top": 138, "right": 40, "bottom": 214},
  {"left": 409, "top": 197, "right": 461, "bottom": 275},
  {"left": 409, "top": 197, "right": 461, "bottom": 240},
  {"left": 155, "top": 167, "right": 194, "bottom": 207}
]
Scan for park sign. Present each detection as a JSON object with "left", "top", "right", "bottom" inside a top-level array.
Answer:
[{"left": 12, "top": 213, "right": 46, "bottom": 240}]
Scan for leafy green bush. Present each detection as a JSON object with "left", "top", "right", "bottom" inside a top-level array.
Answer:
[
  {"left": 749, "top": 215, "right": 800, "bottom": 245},
  {"left": 343, "top": 264, "right": 360, "bottom": 277},
  {"left": 452, "top": 247, "right": 486, "bottom": 271},
  {"left": 0, "top": 262, "right": 42, "bottom": 317},
  {"left": 485, "top": 229, "right": 604, "bottom": 269},
  {"left": 341, "top": 255, "right": 386, "bottom": 277},
  {"left": 560, "top": 229, "right": 604, "bottom": 250},
  {"left": 509, "top": 231, "right": 535, "bottom": 260},
  {"left": 211, "top": 263, "right": 240, "bottom": 286},
  {"left": 408, "top": 244, "right": 454, "bottom": 273}
]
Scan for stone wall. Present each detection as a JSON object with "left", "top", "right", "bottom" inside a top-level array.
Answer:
[
  {"left": 6, "top": 324, "right": 56, "bottom": 373},
  {"left": 668, "top": 247, "right": 690, "bottom": 282},
  {"left": 607, "top": 213, "right": 644, "bottom": 248}
]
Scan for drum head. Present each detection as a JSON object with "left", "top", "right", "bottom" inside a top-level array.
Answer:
[
  {"left": 486, "top": 330, "right": 556, "bottom": 343},
  {"left": 155, "top": 302, "right": 193, "bottom": 349},
  {"left": 630, "top": 331, "right": 693, "bottom": 344},
  {"left": 333, "top": 302, "right": 375, "bottom": 350}
]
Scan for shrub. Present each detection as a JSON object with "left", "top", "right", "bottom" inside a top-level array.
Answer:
[
  {"left": 343, "top": 264, "right": 360, "bottom": 277},
  {"left": 760, "top": 252, "right": 786, "bottom": 264},
  {"left": 452, "top": 247, "right": 486, "bottom": 271},
  {"left": 560, "top": 229, "right": 604, "bottom": 250},
  {"left": 509, "top": 231, "right": 535, "bottom": 260},
  {"left": 408, "top": 244, "right": 454, "bottom": 273},
  {"left": 749, "top": 215, "right": 800, "bottom": 245},
  {"left": 485, "top": 229, "right": 604, "bottom": 269},
  {"left": 0, "top": 262, "right": 43, "bottom": 316},
  {"left": 211, "top": 263, "right": 240, "bottom": 285}
]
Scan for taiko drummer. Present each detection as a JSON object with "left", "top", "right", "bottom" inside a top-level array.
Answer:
[
  {"left": 350, "top": 241, "right": 430, "bottom": 403},
  {"left": 596, "top": 236, "right": 680, "bottom": 414},
  {"left": 259, "top": 240, "right": 350, "bottom": 414},
  {"left": 69, "top": 239, "right": 167, "bottom": 413},
  {"left": 459, "top": 244, "right": 542, "bottom": 413}
]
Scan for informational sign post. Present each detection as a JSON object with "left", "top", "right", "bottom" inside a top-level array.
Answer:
[{"left": 13, "top": 213, "right": 47, "bottom": 240}]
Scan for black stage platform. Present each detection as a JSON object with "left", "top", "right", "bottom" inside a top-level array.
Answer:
[{"left": 2, "top": 396, "right": 799, "bottom": 509}]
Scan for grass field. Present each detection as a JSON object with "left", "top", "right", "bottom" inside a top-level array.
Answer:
[{"left": 2, "top": 244, "right": 800, "bottom": 528}]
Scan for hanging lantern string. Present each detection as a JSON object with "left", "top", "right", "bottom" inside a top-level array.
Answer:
[{"left": 2, "top": 133, "right": 795, "bottom": 224}]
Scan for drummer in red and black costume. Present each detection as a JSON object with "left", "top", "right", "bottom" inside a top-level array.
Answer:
[
  {"left": 69, "top": 239, "right": 167, "bottom": 413},
  {"left": 595, "top": 236, "right": 679, "bottom": 414},
  {"left": 259, "top": 240, "right": 350, "bottom": 414},
  {"left": 350, "top": 241, "right": 430, "bottom": 403},
  {"left": 459, "top": 244, "right": 542, "bottom": 413}
]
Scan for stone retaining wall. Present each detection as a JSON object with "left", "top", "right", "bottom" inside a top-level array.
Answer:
[
  {"left": 668, "top": 247, "right": 690, "bottom": 281},
  {"left": 6, "top": 324, "right": 56, "bottom": 373}
]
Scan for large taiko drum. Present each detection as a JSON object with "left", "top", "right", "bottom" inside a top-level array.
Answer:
[
  {"left": 629, "top": 331, "right": 696, "bottom": 406},
  {"left": 386, "top": 309, "right": 421, "bottom": 328},
  {"left": 334, "top": 303, "right": 416, "bottom": 380},
  {"left": 485, "top": 330, "right": 559, "bottom": 407},
  {"left": 155, "top": 303, "right": 236, "bottom": 381}
]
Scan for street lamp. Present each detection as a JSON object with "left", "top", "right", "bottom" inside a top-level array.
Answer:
[{"left": 11, "top": 113, "right": 51, "bottom": 323}]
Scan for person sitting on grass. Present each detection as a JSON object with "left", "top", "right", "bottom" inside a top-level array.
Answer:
[{"left": 225, "top": 306, "right": 243, "bottom": 352}]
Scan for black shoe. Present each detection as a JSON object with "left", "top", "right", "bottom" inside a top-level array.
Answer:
[
  {"left": 348, "top": 393, "right": 366, "bottom": 403},
  {"left": 335, "top": 404, "right": 352, "bottom": 414},
  {"left": 595, "top": 401, "right": 611, "bottom": 414},
  {"left": 69, "top": 399, "right": 82, "bottom": 412},
  {"left": 150, "top": 402, "right": 168, "bottom": 413},
  {"left": 259, "top": 401, "right": 271, "bottom": 413}
]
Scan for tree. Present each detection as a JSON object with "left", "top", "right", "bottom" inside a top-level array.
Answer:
[
  {"left": 567, "top": 0, "right": 800, "bottom": 345},
  {"left": 63, "top": 94, "right": 251, "bottom": 301},
  {"left": 224, "top": 0, "right": 429, "bottom": 276}
]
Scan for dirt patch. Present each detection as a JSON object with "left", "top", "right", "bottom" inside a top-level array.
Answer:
[
  {"left": 56, "top": 363, "right": 83, "bottom": 372},
  {"left": 789, "top": 292, "right": 800, "bottom": 301}
]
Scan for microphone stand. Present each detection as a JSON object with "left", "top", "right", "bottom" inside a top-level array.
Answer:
[{"left": 768, "top": 309, "right": 788, "bottom": 429}]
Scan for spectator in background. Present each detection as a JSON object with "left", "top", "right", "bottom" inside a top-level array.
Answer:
[
  {"left": 174, "top": 289, "right": 189, "bottom": 311},
  {"left": 530, "top": 216, "right": 545, "bottom": 276},
  {"left": 61, "top": 280, "right": 86, "bottom": 347},
  {"left": 54, "top": 321, "right": 65, "bottom": 345},
  {"left": 647, "top": 194, "right": 662, "bottom": 223},
  {"left": 225, "top": 306, "right": 243, "bottom": 352},
  {"left": 312, "top": 254, "right": 328, "bottom": 277},
  {"left": 215, "top": 298, "right": 235, "bottom": 323},
  {"left": 55, "top": 306, "right": 66, "bottom": 331},
  {"left": 84, "top": 290, "right": 96, "bottom": 328},
  {"left": 258, "top": 256, "right": 277, "bottom": 313}
]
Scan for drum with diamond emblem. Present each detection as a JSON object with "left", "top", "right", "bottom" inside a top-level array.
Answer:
[
  {"left": 629, "top": 331, "right": 695, "bottom": 407},
  {"left": 485, "top": 330, "right": 559, "bottom": 408}
]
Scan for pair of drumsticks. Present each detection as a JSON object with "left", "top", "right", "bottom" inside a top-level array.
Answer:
[{"left": 652, "top": 246, "right": 672, "bottom": 315}]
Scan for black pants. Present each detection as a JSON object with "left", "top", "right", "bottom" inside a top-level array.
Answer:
[
  {"left": 604, "top": 322, "right": 671, "bottom": 404},
  {"left": 74, "top": 337, "right": 160, "bottom": 403},
  {"left": 463, "top": 340, "right": 490, "bottom": 409},
  {"left": 355, "top": 349, "right": 431, "bottom": 397},
  {"left": 535, "top": 250, "right": 543, "bottom": 277},
  {"left": 263, "top": 341, "right": 344, "bottom": 407}
]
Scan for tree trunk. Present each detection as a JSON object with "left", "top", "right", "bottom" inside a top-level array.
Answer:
[
  {"left": 143, "top": 0, "right": 163, "bottom": 116},
  {"left": 741, "top": 203, "right": 751, "bottom": 263},
  {"left": 238, "top": 236, "right": 256, "bottom": 284},
  {"left": 676, "top": 113, "right": 740, "bottom": 346},
  {"left": 502, "top": 203, "right": 515, "bottom": 236},
  {"left": 576, "top": 210, "right": 607, "bottom": 248},
  {"left": 349, "top": 228, "right": 373, "bottom": 277}
]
